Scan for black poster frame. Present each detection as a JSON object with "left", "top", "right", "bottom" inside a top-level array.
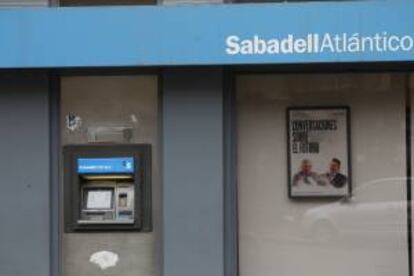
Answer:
[{"left": 286, "top": 106, "right": 352, "bottom": 199}]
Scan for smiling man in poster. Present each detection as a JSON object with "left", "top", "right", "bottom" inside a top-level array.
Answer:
[{"left": 323, "top": 158, "right": 348, "bottom": 189}]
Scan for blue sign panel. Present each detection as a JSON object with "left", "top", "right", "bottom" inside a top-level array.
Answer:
[
  {"left": 0, "top": 1, "right": 413, "bottom": 67},
  {"left": 78, "top": 157, "right": 135, "bottom": 174}
]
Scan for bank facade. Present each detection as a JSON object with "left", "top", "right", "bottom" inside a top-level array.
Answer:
[{"left": 1, "top": 1, "right": 413, "bottom": 276}]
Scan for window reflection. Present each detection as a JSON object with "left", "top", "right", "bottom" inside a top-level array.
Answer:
[{"left": 237, "top": 73, "right": 410, "bottom": 276}]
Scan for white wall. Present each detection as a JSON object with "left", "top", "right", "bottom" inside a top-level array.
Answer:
[{"left": 237, "top": 73, "right": 409, "bottom": 276}]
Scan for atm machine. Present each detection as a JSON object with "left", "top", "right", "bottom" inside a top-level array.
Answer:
[{"left": 63, "top": 144, "right": 151, "bottom": 232}]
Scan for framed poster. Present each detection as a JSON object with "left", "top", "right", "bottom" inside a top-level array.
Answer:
[{"left": 287, "top": 107, "right": 351, "bottom": 198}]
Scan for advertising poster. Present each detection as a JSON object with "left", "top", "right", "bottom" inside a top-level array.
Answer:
[{"left": 287, "top": 107, "right": 351, "bottom": 198}]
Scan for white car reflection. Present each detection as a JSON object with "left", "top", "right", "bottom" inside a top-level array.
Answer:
[{"left": 302, "top": 178, "right": 408, "bottom": 243}]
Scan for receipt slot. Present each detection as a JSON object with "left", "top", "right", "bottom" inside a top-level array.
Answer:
[{"left": 64, "top": 145, "right": 151, "bottom": 232}]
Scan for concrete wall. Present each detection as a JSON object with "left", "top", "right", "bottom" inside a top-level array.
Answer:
[
  {"left": 60, "top": 75, "right": 159, "bottom": 276},
  {"left": 0, "top": 73, "right": 50, "bottom": 276},
  {"left": 237, "top": 73, "right": 409, "bottom": 276}
]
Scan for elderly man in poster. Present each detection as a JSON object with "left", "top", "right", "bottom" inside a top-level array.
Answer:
[{"left": 292, "top": 159, "right": 320, "bottom": 186}]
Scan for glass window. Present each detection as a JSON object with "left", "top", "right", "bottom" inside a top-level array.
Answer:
[{"left": 236, "top": 73, "right": 410, "bottom": 276}]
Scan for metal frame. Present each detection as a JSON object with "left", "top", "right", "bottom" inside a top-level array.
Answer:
[
  {"left": 227, "top": 63, "right": 414, "bottom": 276},
  {"left": 223, "top": 69, "right": 239, "bottom": 276},
  {"left": 405, "top": 73, "right": 413, "bottom": 276},
  {"left": 63, "top": 144, "right": 152, "bottom": 232},
  {"left": 49, "top": 70, "right": 61, "bottom": 276}
]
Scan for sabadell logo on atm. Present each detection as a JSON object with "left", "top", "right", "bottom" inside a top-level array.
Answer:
[
  {"left": 225, "top": 32, "right": 414, "bottom": 55},
  {"left": 78, "top": 157, "right": 134, "bottom": 174},
  {"left": 122, "top": 160, "right": 133, "bottom": 170}
]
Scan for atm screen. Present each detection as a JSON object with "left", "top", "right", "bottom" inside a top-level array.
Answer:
[{"left": 84, "top": 188, "right": 114, "bottom": 209}]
